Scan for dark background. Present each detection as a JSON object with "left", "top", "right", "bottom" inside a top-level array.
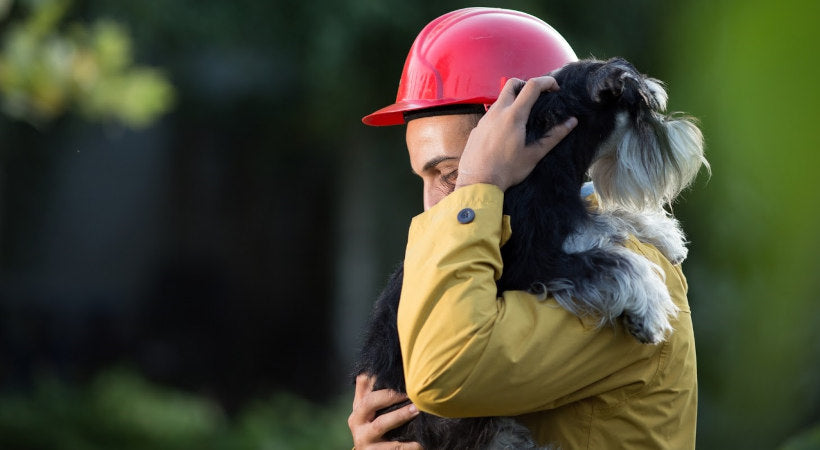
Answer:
[{"left": 1, "top": 0, "right": 819, "bottom": 448}]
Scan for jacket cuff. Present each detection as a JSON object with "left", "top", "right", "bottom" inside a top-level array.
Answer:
[{"left": 408, "top": 183, "right": 511, "bottom": 248}]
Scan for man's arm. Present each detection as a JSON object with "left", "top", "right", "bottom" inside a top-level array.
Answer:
[{"left": 398, "top": 183, "right": 666, "bottom": 418}]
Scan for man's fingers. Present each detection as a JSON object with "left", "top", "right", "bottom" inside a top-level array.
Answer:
[
  {"left": 496, "top": 75, "right": 559, "bottom": 109},
  {"left": 543, "top": 117, "right": 578, "bottom": 142},
  {"left": 362, "top": 388, "right": 410, "bottom": 414},
  {"left": 390, "top": 442, "right": 423, "bottom": 450},
  {"left": 493, "top": 76, "right": 559, "bottom": 122},
  {"left": 350, "top": 377, "right": 421, "bottom": 448},
  {"left": 369, "top": 402, "right": 420, "bottom": 437},
  {"left": 371, "top": 441, "right": 423, "bottom": 450},
  {"left": 354, "top": 374, "right": 375, "bottom": 403},
  {"left": 513, "top": 76, "right": 559, "bottom": 114},
  {"left": 529, "top": 117, "right": 578, "bottom": 161},
  {"left": 494, "top": 77, "right": 526, "bottom": 107}
]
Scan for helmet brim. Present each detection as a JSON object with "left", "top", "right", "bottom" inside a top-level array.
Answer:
[{"left": 362, "top": 97, "right": 496, "bottom": 126}]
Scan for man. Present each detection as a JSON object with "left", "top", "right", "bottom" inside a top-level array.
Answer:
[{"left": 348, "top": 8, "right": 697, "bottom": 449}]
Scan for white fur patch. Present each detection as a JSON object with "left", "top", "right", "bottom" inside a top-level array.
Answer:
[
  {"left": 550, "top": 235, "right": 678, "bottom": 343},
  {"left": 645, "top": 78, "right": 668, "bottom": 111},
  {"left": 551, "top": 198, "right": 686, "bottom": 343},
  {"left": 589, "top": 111, "right": 708, "bottom": 212}
]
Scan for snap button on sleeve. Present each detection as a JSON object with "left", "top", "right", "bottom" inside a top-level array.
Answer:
[{"left": 457, "top": 208, "right": 476, "bottom": 224}]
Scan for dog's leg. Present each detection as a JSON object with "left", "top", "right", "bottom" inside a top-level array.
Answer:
[
  {"left": 607, "top": 245, "right": 678, "bottom": 343},
  {"left": 545, "top": 246, "right": 677, "bottom": 343},
  {"left": 547, "top": 216, "right": 678, "bottom": 343}
]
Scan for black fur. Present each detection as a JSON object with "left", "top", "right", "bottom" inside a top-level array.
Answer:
[
  {"left": 352, "top": 266, "right": 541, "bottom": 449},
  {"left": 353, "top": 58, "right": 680, "bottom": 449},
  {"left": 502, "top": 57, "right": 651, "bottom": 294}
]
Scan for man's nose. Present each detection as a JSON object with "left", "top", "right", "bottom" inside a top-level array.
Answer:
[
  {"left": 423, "top": 185, "right": 437, "bottom": 211},
  {"left": 424, "top": 188, "right": 446, "bottom": 211}
]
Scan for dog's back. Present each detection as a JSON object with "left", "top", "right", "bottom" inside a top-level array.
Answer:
[{"left": 502, "top": 58, "right": 706, "bottom": 341}]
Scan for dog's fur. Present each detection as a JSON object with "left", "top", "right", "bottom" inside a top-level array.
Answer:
[{"left": 353, "top": 58, "right": 708, "bottom": 449}]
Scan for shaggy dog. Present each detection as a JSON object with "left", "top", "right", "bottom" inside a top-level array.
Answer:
[{"left": 353, "top": 58, "right": 708, "bottom": 449}]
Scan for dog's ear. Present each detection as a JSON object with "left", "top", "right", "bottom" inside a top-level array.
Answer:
[
  {"left": 589, "top": 58, "right": 667, "bottom": 112},
  {"left": 587, "top": 60, "right": 710, "bottom": 212},
  {"left": 590, "top": 113, "right": 708, "bottom": 212}
]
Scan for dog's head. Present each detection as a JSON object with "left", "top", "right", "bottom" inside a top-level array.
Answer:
[{"left": 525, "top": 58, "right": 709, "bottom": 211}]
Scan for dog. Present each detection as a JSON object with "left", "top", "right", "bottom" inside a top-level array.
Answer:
[{"left": 353, "top": 57, "right": 708, "bottom": 449}]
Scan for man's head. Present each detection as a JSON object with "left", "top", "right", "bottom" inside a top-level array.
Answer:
[
  {"left": 362, "top": 7, "right": 577, "bottom": 208},
  {"left": 405, "top": 113, "right": 482, "bottom": 210}
]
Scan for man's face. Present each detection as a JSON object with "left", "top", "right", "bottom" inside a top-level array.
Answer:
[{"left": 406, "top": 113, "right": 481, "bottom": 211}]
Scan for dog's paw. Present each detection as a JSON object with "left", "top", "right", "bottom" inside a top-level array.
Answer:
[
  {"left": 622, "top": 295, "right": 677, "bottom": 344},
  {"left": 623, "top": 312, "right": 664, "bottom": 344},
  {"left": 612, "top": 249, "right": 679, "bottom": 344}
]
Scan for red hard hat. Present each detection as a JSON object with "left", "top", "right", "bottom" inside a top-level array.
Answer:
[{"left": 362, "top": 7, "right": 578, "bottom": 126}]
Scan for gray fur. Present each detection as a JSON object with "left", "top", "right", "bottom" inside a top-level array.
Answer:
[{"left": 546, "top": 68, "right": 707, "bottom": 343}]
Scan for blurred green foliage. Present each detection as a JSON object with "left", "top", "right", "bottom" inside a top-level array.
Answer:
[
  {"left": 0, "top": 0, "right": 174, "bottom": 128},
  {"left": 663, "top": 0, "right": 820, "bottom": 447},
  {"left": 782, "top": 425, "right": 820, "bottom": 450},
  {"left": 0, "top": 368, "right": 352, "bottom": 450}
]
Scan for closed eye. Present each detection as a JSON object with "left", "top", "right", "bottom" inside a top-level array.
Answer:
[{"left": 442, "top": 169, "right": 458, "bottom": 187}]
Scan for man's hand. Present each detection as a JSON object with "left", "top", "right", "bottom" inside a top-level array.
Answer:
[
  {"left": 348, "top": 374, "right": 422, "bottom": 450},
  {"left": 455, "top": 76, "right": 578, "bottom": 191}
]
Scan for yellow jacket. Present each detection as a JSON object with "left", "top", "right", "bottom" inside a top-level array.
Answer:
[{"left": 398, "top": 184, "right": 697, "bottom": 449}]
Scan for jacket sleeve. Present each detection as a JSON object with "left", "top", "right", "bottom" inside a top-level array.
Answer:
[{"left": 397, "top": 183, "right": 669, "bottom": 418}]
